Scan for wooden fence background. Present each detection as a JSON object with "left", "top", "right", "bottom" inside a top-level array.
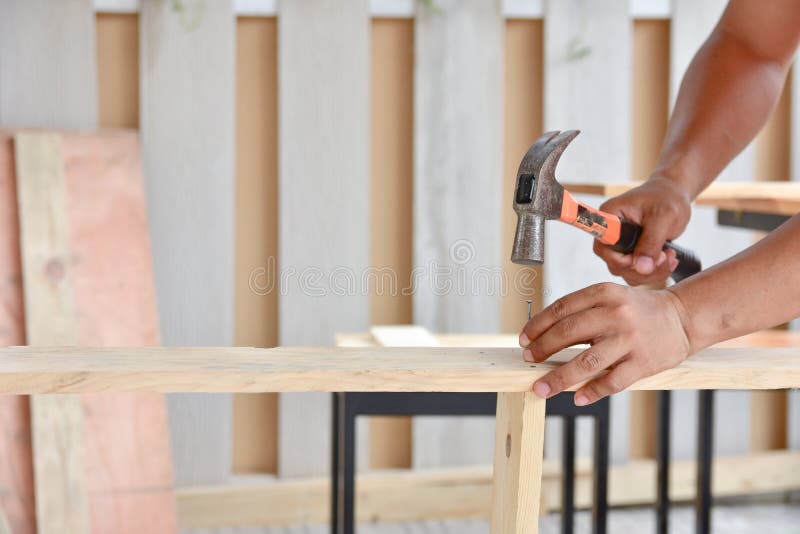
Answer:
[{"left": 2, "top": 0, "right": 799, "bottom": 511}]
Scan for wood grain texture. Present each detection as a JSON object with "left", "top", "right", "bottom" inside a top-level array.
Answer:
[
  {"left": 140, "top": 0, "right": 236, "bottom": 486},
  {"left": 176, "top": 449, "right": 800, "bottom": 529},
  {"left": 233, "top": 16, "right": 279, "bottom": 475},
  {"left": 491, "top": 392, "right": 545, "bottom": 534},
  {"left": 413, "top": 0, "right": 504, "bottom": 469},
  {"left": 15, "top": 132, "right": 90, "bottom": 534},
  {"left": 671, "top": 0, "right": 754, "bottom": 459},
  {"left": 0, "top": 132, "right": 34, "bottom": 534},
  {"left": 278, "top": 0, "right": 370, "bottom": 477},
  {"left": 0, "top": 345, "right": 798, "bottom": 393},
  {"left": 0, "top": 0, "right": 97, "bottom": 129},
  {"left": 543, "top": 0, "right": 632, "bottom": 465},
  {"left": 10, "top": 130, "right": 177, "bottom": 533}
]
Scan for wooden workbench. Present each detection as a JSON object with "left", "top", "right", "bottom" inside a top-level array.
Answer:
[{"left": 0, "top": 343, "right": 799, "bottom": 534}]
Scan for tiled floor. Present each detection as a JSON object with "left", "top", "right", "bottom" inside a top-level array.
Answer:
[{"left": 186, "top": 503, "right": 800, "bottom": 534}]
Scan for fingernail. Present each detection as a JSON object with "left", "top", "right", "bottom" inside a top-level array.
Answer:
[
  {"left": 655, "top": 252, "right": 667, "bottom": 267},
  {"left": 519, "top": 333, "right": 530, "bottom": 347},
  {"left": 523, "top": 349, "right": 533, "bottom": 362},
  {"left": 575, "top": 394, "right": 589, "bottom": 406},
  {"left": 634, "top": 256, "right": 654, "bottom": 274},
  {"left": 533, "top": 381, "right": 551, "bottom": 398}
]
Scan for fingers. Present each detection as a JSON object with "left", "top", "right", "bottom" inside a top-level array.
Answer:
[
  {"left": 519, "top": 283, "right": 624, "bottom": 347},
  {"left": 531, "top": 340, "right": 621, "bottom": 400},
  {"left": 523, "top": 307, "right": 609, "bottom": 363},
  {"left": 596, "top": 242, "right": 678, "bottom": 286},
  {"left": 573, "top": 359, "right": 641, "bottom": 405},
  {"left": 632, "top": 214, "right": 672, "bottom": 275}
]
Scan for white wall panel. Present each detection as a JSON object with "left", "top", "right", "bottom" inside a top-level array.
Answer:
[
  {"left": 670, "top": 0, "right": 753, "bottom": 460},
  {"left": 0, "top": 0, "right": 97, "bottom": 130},
  {"left": 140, "top": 0, "right": 236, "bottom": 485},
  {"left": 278, "top": 0, "right": 371, "bottom": 477},
  {"left": 543, "top": 0, "right": 632, "bottom": 464},
  {"left": 412, "top": 0, "right": 504, "bottom": 468}
]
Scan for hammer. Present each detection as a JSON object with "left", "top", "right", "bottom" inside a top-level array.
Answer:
[{"left": 511, "top": 130, "right": 701, "bottom": 282}]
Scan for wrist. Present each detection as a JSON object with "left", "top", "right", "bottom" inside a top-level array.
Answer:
[
  {"left": 665, "top": 285, "right": 709, "bottom": 354},
  {"left": 645, "top": 173, "right": 694, "bottom": 206}
]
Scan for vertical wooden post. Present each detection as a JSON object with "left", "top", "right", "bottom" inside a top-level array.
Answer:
[{"left": 491, "top": 392, "right": 546, "bottom": 534}]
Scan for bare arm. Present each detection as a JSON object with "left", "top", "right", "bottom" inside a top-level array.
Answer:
[
  {"left": 594, "top": 0, "right": 800, "bottom": 284},
  {"left": 657, "top": 0, "right": 800, "bottom": 198}
]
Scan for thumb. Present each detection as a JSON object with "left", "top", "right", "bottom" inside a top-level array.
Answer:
[{"left": 632, "top": 217, "right": 670, "bottom": 275}]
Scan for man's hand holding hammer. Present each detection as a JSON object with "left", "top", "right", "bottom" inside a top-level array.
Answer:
[{"left": 519, "top": 0, "right": 800, "bottom": 405}]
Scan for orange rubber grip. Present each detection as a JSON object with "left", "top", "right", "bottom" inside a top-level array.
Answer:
[{"left": 559, "top": 190, "right": 621, "bottom": 245}]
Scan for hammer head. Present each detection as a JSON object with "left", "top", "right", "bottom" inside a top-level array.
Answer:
[{"left": 511, "top": 130, "right": 580, "bottom": 265}]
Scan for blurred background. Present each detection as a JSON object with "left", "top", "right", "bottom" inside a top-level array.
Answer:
[{"left": 2, "top": 0, "right": 800, "bottom": 532}]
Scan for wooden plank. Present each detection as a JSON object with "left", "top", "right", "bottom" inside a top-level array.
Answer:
[
  {"left": 543, "top": 0, "right": 632, "bottom": 465},
  {"left": 490, "top": 392, "right": 545, "bottom": 534},
  {"left": 232, "top": 16, "right": 279, "bottom": 475},
  {"left": 1, "top": 345, "right": 800, "bottom": 394},
  {"left": 15, "top": 132, "right": 90, "bottom": 534},
  {"left": 562, "top": 181, "right": 800, "bottom": 215},
  {"left": 0, "top": 0, "right": 97, "bottom": 129},
  {"left": 277, "top": 0, "right": 370, "bottom": 477},
  {"left": 413, "top": 0, "right": 504, "bottom": 469},
  {"left": 671, "top": 0, "right": 754, "bottom": 459},
  {"left": 140, "top": 0, "right": 236, "bottom": 486},
  {"left": 175, "top": 449, "right": 800, "bottom": 529}
]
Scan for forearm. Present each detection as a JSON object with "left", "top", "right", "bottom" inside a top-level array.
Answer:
[
  {"left": 669, "top": 215, "right": 800, "bottom": 351},
  {"left": 653, "top": 28, "right": 790, "bottom": 199}
]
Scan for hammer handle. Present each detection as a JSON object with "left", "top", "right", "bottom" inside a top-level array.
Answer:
[{"left": 611, "top": 220, "right": 702, "bottom": 282}]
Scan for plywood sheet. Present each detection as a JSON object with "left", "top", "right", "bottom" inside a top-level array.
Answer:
[{"left": 1, "top": 130, "right": 177, "bottom": 533}]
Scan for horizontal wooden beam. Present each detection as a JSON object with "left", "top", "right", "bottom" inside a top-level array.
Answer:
[
  {"left": 92, "top": 0, "right": 672, "bottom": 19},
  {"left": 0, "top": 345, "right": 799, "bottom": 394},
  {"left": 564, "top": 181, "right": 800, "bottom": 216},
  {"left": 176, "top": 450, "right": 800, "bottom": 529}
]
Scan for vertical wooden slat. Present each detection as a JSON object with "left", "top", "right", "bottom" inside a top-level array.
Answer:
[
  {"left": 670, "top": 0, "right": 752, "bottom": 459},
  {"left": 502, "top": 20, "right": 544, "bottom": 334},
  {"left": 0, "top": 0, "right": 97, "bottom": 129},
  {"left": 369, "top": 18, "right": 415, "bottom": 470},
  {"left": 233, "top": 16, "right": 279, "bottom": 475},
  {"left": 543, "top": 0, "right": 631, "bottom": 464},
  {"left": 96, "top": 13, "right": 139, "bottom": 130},
  {"left": 278, "top": 0, "right": 370, "bottom": 477},
  {"left": 16, "top": 133, "right": 89, "bottom": 534},
  {"left": 140, "top": 0, "right": 236, "bottom": 485},
  {"left": 628, "top": 19, "right": 671, "bottom": 460},
  {"left": 413, "top": 0, "right": 504, "bottom": 468},
  {"left": 750, "top": 74, "right": 792, "bottom": 453}
]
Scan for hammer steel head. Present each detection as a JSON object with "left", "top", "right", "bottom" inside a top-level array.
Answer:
[{"left": 511, "top": 130, "right": 580, "bottom": 265}]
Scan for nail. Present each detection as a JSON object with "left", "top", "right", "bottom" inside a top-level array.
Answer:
[
  {"left": 523, "top": 349, "right": 533, "bottom": 362},
  {"left": 519, "top": 333, "right": 530, "bottom": 347},
  {"left": 574, "top": 394, "right": 589, "bottom": 406},
  {"left": 532, "top": 381, "right": 551, "bottom": 398},
  {"left": 634, "top": 256, "right": 654, "bottom": 274}
]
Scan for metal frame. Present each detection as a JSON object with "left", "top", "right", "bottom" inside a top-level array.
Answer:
[{"left": 331, "top": 392, "right": 610, "bottom": 534}]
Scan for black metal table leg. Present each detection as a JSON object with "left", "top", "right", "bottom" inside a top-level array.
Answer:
[
  {"left": 696, "top": 390, "right": 714, "bottom": 534},
  {"left": 331, "top": 392, "right": 343, "bottom": 534},
  {"left": 592, "top": 398, "right": 610, "bottom": 534},
  {"left": 562, "top": 414, "right": 576, "bottom": 534},
  {"left": 656, "top": 390, "right": 671, "bottom": 534}
]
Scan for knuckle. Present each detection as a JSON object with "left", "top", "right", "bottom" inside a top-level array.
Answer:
[
  {"left": 602, "top": 374, "right": 624, "bottom": 394},
  {"left": 548, "top": 373, "right": 566, "bottom": 392},
  {"left": 578, "top": 351, "right": 602, "bottom": 373},
  {"left": 590, "top": 282, "right": 612, "bottom": 297},
  {"left": 550, "top": 298, "right": 567, "bottom": 319},
  {"left": 557, "top": 317, "right": 576, "bottom": 337}
]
